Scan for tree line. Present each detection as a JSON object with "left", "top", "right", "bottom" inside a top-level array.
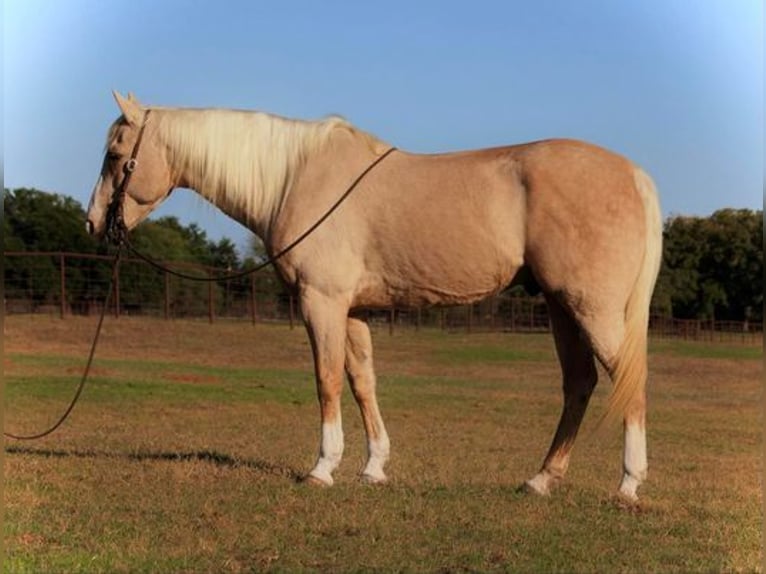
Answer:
[
  {"left": 3, "top": 188, "right": 763, "bottom": 322},
  {"left": 652, "top": 209, "right": 762, "bottom": 322},
  {"left": 3, "top": 188, "right": 284, "bottom": 316}
]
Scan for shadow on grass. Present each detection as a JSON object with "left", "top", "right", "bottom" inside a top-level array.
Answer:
[{"left": 5, "top": 444, "right": 302, "bottom": 481}]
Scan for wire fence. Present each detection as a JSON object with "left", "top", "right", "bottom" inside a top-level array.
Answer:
[{"left": 4, "top": 250, "right": 762, "bottom": 345}]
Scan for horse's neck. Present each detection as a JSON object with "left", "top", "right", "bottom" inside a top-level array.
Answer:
[
  {"left": 165, "top": 110, "right": 311, "bottom": 241},
  {"left": 166, "top": 110, "right": 383, "bottom": 245},
  {"left": 190, "top": 177, "right": 279, "bottom": 242},
  {"left": 265, "top": 129, "right": 388, "bottom": 255}
]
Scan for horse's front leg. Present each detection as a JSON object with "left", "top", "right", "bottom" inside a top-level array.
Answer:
[
  {"left": 345, "top": 316, "right": 390, "bottom": 483},
  {"left": 301, "top": 289, "right": 349, "bottom": 486}
]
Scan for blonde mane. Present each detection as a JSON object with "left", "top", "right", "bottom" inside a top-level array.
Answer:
[{"left": 147, "top": 108, "right": 381, "bottom": 231}]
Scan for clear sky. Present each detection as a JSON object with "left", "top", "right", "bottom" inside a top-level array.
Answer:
[{"left": 4, "top": 0, "right": 763, "bottom": 255}]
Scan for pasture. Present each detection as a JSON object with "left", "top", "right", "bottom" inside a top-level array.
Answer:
[{"left": 4, "top": 315, "right": 762, "bottom": 573}]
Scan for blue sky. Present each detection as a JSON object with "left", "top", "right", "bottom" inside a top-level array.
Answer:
[{"left": 4, "top": 0, "right": 763, "bottom": 255}]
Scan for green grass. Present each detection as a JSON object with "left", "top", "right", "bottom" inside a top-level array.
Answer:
[
  {"left": 5, "top": 354, "right": 313, "bottom": 406},
  {"left": 434, "top": 344, "right": 549, "bottom": 364},
  {"left": 4, "top": 317, "right": 763, "bottom": 573},
  {"left": 650, "top": 339, "right": 762, "bottom": 360}
]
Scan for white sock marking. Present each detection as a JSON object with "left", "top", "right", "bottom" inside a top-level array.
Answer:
[{"left": 309, "top": 418, "right": 344, "bottom": 485}]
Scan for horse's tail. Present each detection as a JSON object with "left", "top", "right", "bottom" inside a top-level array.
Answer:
[{"left": 600, "top": 167, "right": 663, "bottom": 428}]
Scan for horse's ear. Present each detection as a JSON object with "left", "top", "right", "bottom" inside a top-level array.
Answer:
[{"left": 113, "top": 90, "right": 143, "bottom": 125}]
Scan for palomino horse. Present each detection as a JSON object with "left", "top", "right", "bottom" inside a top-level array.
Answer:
[{"left": 87, "top": 92, "right": 662, "bottom": 501}]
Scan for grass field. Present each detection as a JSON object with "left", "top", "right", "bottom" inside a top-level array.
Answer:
[{"left": 4, "top": 315, "right": 763, "bottom": 573}]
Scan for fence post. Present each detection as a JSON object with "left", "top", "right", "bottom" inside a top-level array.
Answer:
[
  {"left": 389, "top": 306, "right": 395, "bottom": 336},
  {"left": 250, "top": 274, "right": 257, "bottom": 326},
  {"left": 225, "top": 277, "right": 231, "bottom": 319},
  {"left": 440, "top": 307, "right": 445, "bottom": 331},
  {"left": 164, "top": 271, "right": 170, "bottom": 320},
  {"left": 59, "top": 253, "right": 66, "bottom": 319},
  {"left": 289, "top": 295, "right": 295, "bottom": 330},
  {"left": 416, "top": 307, "right": 422, "bottom": 332},
  {"left": 208, "top": 274, "right": 214, "bottom": 324},
  {"left": 466, "top": 304, "right": 472, "bottom": 334},
  {"left": 529, "top": 301, "right": 534, "bottom": 331},
  {"left": 510, "top": 297, "right": 516, "bottom": 332},
  {"left": 113, "top": 258, "right": 121, "bottom": 319}
]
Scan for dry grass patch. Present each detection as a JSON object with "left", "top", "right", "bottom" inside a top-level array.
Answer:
[{"left": 4, "top": 315, "right": 762, "bottom": 573}]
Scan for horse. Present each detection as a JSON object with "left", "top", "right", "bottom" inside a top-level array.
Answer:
[{"left": 87, "top": 92, "right": 662, "bottom": 502}]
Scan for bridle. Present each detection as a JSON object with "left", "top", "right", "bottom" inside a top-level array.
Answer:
[{"left": 105, "top": 109, "right": 152, "bottom": 245}]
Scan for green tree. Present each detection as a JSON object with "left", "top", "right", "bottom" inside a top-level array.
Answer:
[
  {"left": 700, "top": 209, "right": 762, "bottom": 321},
  {"left": 4, "top": 188, "right": 108, "bottom": 308},
  {"left": 209, "top": 237, "right": 241, "bottom": 270},
  {"left": 658, "top": 209, "right": 763, "bottom": 321},
  {"left": 122, "top": 217, "right": 216, "bottom": 315},
  {"left": 4, "top": 187, "right": 100, "bottom": 253}
]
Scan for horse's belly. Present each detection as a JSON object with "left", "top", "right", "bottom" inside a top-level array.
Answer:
[
  {"left": 353, "top": 251, "right": 521, "bottom": 309},
  {"left": 348, "top": 150, "right": 528, "bottom": 309}
]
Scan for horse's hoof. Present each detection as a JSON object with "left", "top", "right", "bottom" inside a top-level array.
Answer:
[
  {"left": 360, "top": 472, "right": 388, "bottom": 485},
  {"left": 300, "top": 474, "right": 332, "bottom": 487},
  {"left": 522, "top": 474, "right": 552, "bottom": 496},
  {"left": 612, "top": 492, "right": 643, "bottom": 513},
  {"left": 618, "top": 474, "right": 642, "bottom": 502}
]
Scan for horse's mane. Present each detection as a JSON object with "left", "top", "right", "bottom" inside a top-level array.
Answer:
[{"left": 145, "top": 107, "right": 382, "bottom": 226}]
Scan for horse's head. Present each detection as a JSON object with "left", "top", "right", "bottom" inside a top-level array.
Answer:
[{"left": 86, "top": 92, "right": 176, "bottom": 242}]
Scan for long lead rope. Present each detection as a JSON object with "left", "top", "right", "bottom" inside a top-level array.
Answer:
[
  {"left": 4, "top": 146, "right": 397, "bottom": 440},
  {"left": 4, "top": 248, "right": 122, "bottom": 440}
]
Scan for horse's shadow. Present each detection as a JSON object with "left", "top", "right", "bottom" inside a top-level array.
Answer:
[{"left": 5, "top": 444, "right": 302, "bottom": 482}]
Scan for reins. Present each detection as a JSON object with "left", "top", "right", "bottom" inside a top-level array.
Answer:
[
  {"left": 4, "top": 125, "right": 396, "bottom": 440},
  {"left": 4, "top": 249, "right": 123, "bottom": 440}
]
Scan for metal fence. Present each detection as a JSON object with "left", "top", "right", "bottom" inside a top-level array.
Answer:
[
  {"left": 4, "top": 250, "right": 287, "bottom": 322},
  {"left": 4, "top": 251, "right": 762, "bottom": 345}
]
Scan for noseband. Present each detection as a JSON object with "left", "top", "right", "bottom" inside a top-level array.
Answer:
[{"left": 105, "top": 110, "right": 151, "bottom": 245}]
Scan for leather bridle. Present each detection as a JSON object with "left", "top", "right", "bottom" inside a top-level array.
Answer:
[{"left": 105, "top": 109, "right": 151, "bottom": 245}]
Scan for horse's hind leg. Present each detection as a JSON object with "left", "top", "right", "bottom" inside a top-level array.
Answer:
[
  {"left": 574, "top": 310, "right": 648, "bottom": 501},
  {"left": 525, "top": 296, "right": 598, "bottom": 495},
  {"left": 574, "top": 311, "right": 648, "bottom": 502},
  {"left": 345, "top": 316, "right": 390, "bottom": 483},
  {"left": 617, "top": 396, "right": 647, "bottom": 501}
]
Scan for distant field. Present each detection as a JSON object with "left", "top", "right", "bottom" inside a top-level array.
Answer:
[{"left": 4, "top": 315, "right": 763, "bottom": 573}]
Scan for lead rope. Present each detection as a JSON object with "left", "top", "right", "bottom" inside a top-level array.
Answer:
[
  {"left": 4, "top": 146, "right": 397, "bottom": 440},
  {"left": 4, "top": 248, "right": 123, "bottom": 440}
]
